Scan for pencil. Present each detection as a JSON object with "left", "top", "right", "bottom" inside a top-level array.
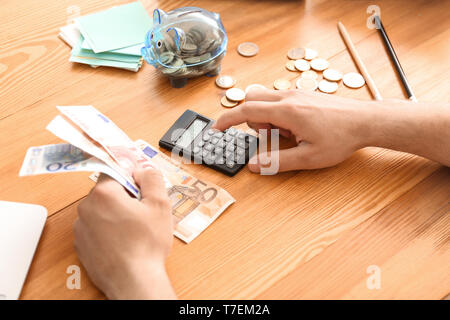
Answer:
[
  {"left": 337, "top": 21, "right": 383, "bottom": 101},
  {"left": 374, "top": 15, "right": 418, "bottom": 102}
]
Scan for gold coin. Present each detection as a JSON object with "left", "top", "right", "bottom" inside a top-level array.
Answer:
[
  {"left": 323, "top": 69, "right": 343, "bottom": 82},
  {"left": 273, "top": 78, "right": 291, "bottom": 90},
  {"left": 226, "top": 88, "right": 246, "bottom": 101},
  {"left": 221, "top": 96, "right": 239, "bottom": 108},
  {"left": 343, "top": 72, "right": 365, "bottom": 88},
  {"left": 287, "top": 47, "right": 305, "bottom": 60},
  {"left": 318, "top": 79, "right": 338, "bottom": 93},
  {"left": 294, "top": 59, "right": 310, "bottom": 72},
  {"left": 304, "top": 48, "right": 318, "bottom": 60},
  {"left": 237, "top": 42, "right": 259, "bottom": 57},
  {"left": 296, "top": 78, "right": 318, "bottom": 91},
  {"left": 301, "top": 70, "right": 318, "bottom": 80},
  {"left": 310, "top": 58, "right": 329, "bottom": 71},
  {"left": 215, "top": 75, "right": 236, "bottom": 89},
  {"left": 285, "top": 60, "right": 297, "bottom": 71}
]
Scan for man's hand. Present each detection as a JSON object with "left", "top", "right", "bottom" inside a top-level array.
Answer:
[
  {"left": 214, "top": 88, "right": 372, "bottom": 172},
  {"left": 74, "top": 168, "right": 177, "bottom": 299}
]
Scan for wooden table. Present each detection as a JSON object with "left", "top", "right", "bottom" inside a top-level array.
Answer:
[{"left": 1, "top": 0, "right": 449, "bottom": 299}]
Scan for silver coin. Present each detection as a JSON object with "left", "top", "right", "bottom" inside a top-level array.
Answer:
[
  {"left": 237, "top": 42, "right": 259, "bottom": 57},
  {"left": 323, "top": 68, "right": 343, "bottom": 81},
  {"left": 296, "top": 78, "right": 318, "bottom": 91},
  {"left": 318, "top": 79, "right": 338, "bottom": 93},
  {"left": 245, "top": 84, "right": 266, "bottom": 94},
  {"left": 343, "top": 72, "right": 365, "bottom": 88},
  {"left": 304, "top": 48, "right": 318, "bottom": 60},
  {"left": 310, "top": 58, "right": 329, "bottom": 71},
  {"left": 226, "top": 88, "right": 246, "bottom": 101},
  {"left": 294, "top": 59, "right": 310, "bottom": 72},
  {"left": 216, "top": 75, "right": 236, "bottom": 89}
]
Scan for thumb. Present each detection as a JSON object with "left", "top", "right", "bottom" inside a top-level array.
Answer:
[
  {"left": 248, "top": 144, "right": 314, "bottom": 173},
  {"left": 133, "top": 167, "right": 168, "bottom": 204}
]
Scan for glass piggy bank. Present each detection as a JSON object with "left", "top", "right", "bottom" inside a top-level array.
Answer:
[{"left": 141, "top": 7, "right": 228, "bottom": 88}]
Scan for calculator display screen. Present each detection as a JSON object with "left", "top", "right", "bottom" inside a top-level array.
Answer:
[{"left": 176, "top": 118, "right": 207, "bottom": 149}]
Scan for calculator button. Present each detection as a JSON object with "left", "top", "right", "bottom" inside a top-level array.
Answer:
[
  {"left": 237, "top": 132, "right": 246, "bottom": 140},
  {"left": 236, "top": 147, "right": 245, "bottom": 156},
  {"left": 210, "top": 137, "right": 219, "bottom": 145},
  {"left": 193, "top": 147, "right": 201, "bottom": 154},
  {"left": 226, "top": 128, "right": 237, "bottom": 136},
  {"left": 225, "top": 134, "right": 234, "bottom": 142},
  {"left": 224, "top": 150, "right": 233, "bottom": 159},
  {"left": 247, "top": 135, "right": 257, "bottom": 146},
  {"left": 204, "top": 143, "right": 214, "bottom": 151},
  {"left": 197, "top": 140, "right": 205, "bottom": 147},
  {"left": 215, "top": 157, "right": 225, "bottom": 165},
  {"left": 202, "top": 134, "right": 210, "bottom": 141},
  {"left": 214, "top": 146, "right": 223, "bottom": 155},
  {"left": 226, "top": 144, "right": 235, "bottom": 152},
  {"left": 226, "top": 161, "right": 235, "bottom": 168},
  {"left": 202, "top": 150, "right": 209, "bottom": 158},
  {"left": 236, "top": 154, "right": 246, "bottom": 165},
  {"left": 216, "top": 139, "right": 225, "bottom": 148},
  {"left": 236, "top": 140, "right": 247, "bottom": 149}
]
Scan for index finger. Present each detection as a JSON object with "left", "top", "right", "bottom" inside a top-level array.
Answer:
[{"left": 213, "top": 101, "right": 289, "bottom": 131}]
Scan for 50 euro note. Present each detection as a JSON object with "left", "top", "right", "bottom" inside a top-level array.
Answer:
[{"left": 89, "top": 140, "right": 236, "bottom": 243}]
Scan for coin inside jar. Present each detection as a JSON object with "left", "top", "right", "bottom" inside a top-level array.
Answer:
[
  {"left": 296, "top": 78, "right": 318, "bottom": 91},
  {"left": 226, "top": 88, "right": 246, "bottom": 101},
  {"left": 215, "top": 75, "right": 236, "bottom": 89},
  {"left": 237, "top": 42, "right": 259, "bottom": 57},
  {"left": 318, "top": 79, "right": 338, "bottom": 93},
  {"left": 221, "top": 96, "right": 239, "bottom": 108},
  {"left": 273, "top": 79, "right": 291, "bottom": 90},
  {"left": 343, "top": 72, "right": 365, "bottom": 88},
  {"left": 287, "top": 47, "right": 305, "bottom": 60}
]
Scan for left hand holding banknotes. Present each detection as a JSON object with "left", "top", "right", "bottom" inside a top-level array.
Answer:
[{"left": 74, "top": 167, "right": 177, "bottom": 300}]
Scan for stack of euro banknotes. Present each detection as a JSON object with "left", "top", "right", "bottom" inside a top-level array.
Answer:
[{"left": 19, "top": 106, "right": 235, "bottom": 243}]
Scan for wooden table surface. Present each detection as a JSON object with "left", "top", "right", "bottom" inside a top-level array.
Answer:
[{"left": 1, "top": 0, "right": 449, "bottom": 299}]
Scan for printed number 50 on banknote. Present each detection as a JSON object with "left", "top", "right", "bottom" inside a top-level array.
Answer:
[{"left": 135, "top": 140, "right": 235, "bottom": 243}]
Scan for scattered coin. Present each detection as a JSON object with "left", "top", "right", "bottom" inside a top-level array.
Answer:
[
  {"left": 215, "top": 75, "right": 236, "bottom": 89},
  {"left": 343, "top": 72, "right": 365, "bottom": 88},
  {"left": 285, "top": 60, "right": 297, "bottom": 71},
  {"left": 304, "top": 48, "right": 318, "bottom": 60},
  {"left": 221, "top": 96, "right": 239, "bottom": 108},
  {"left": 273, "top": 78, "right": 291, "bottom": 90},
  {"left": 310, "top": 58, "right": 329, "bottom": 71},
  {"left": 237, "top": 42, "right": 259, "bottom": 57},
  {"left": 318, "top": 79, "right": 338, "bottom": 93},
  {"left": 296, "top": 78, "right": 318, "bottom": 91},
  {"left": 301, "top": 70, "right": 318, "bottom": 80},
  {"left": 294, "top": 59, "right": 310, "bottom": 72},
  {"left": 245, "top": 84, "right": 266, "bottom": 94},
  {"left": 323, "top": 69, "right": 343, "bottom": 82},
  {"left": 226, "top": 88, "right": 246, "bottom": 101},
  {"left": 287, "top": 47, "right": 305, "bottom": 60}
]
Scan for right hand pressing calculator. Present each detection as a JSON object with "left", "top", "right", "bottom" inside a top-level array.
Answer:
[{"left": 159, "top": 110, "right": 258, "bottom": 176}]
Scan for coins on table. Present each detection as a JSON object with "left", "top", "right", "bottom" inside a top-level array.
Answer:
[
  {"left": 323, "top": 68, "right": 343, "bottom": 81},
  {"left": 273, "top": 78, "right": 291, "bottom": 90},
  {"left": 221, "top": 96, "right": 239, "bottom": 108},
  {"left": 294, "top": 59, "right": 310, "bottom": 72},
  {"left": 226, "top": 88, "right": 246, "bottom": 101},
  {"left": 310, "top": 58, "right": 329, "bottom": 71},
  {"left": 304, "top": 48, "right": 318, "bottom": 60},
  {"left": 301, "top": 70, "right": 318, "bottom": 80},
  {"left": 318, "top": 79, "right": 338, "bottom": 93},
  {"left": 245, "top": 84, "right": 266, "bottom": 94},
  {"left": 285, "top": 60, "right": 297, "bottom": 71},
  {"left": 215, "top": 75, "right": 236, "bottom": 89},
  {"left": 343, "top": 72, "right": 365, "bottom": 88},
  {"left": 287, "top": 47, "right": 305, "bottom": 60},
  {"left": 296, "top": 78, "right": 318, "bottom": 91},
  {"left": 237, "top": 42, "right": 259, "bottom": 57}
]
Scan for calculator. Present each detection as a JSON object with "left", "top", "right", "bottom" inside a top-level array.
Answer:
[{"left": 159, "top": 110, "right": 258, "bottom": 176}]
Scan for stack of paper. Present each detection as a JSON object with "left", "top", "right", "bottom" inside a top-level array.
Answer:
[{"left": 58, "top": 2, "right": 152, "bottom": 72}]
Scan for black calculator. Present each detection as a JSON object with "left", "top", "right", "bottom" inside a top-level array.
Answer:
[{"left": 159, "top": 110, "right": 258, "bottom": 176}]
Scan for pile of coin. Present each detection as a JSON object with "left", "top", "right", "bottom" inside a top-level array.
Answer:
[
  {"left": 277, "top": 47, "right": 366, "bottom": 93},
  {"left": 158, "top": 25, "right": 227, "bottom": 78}
]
